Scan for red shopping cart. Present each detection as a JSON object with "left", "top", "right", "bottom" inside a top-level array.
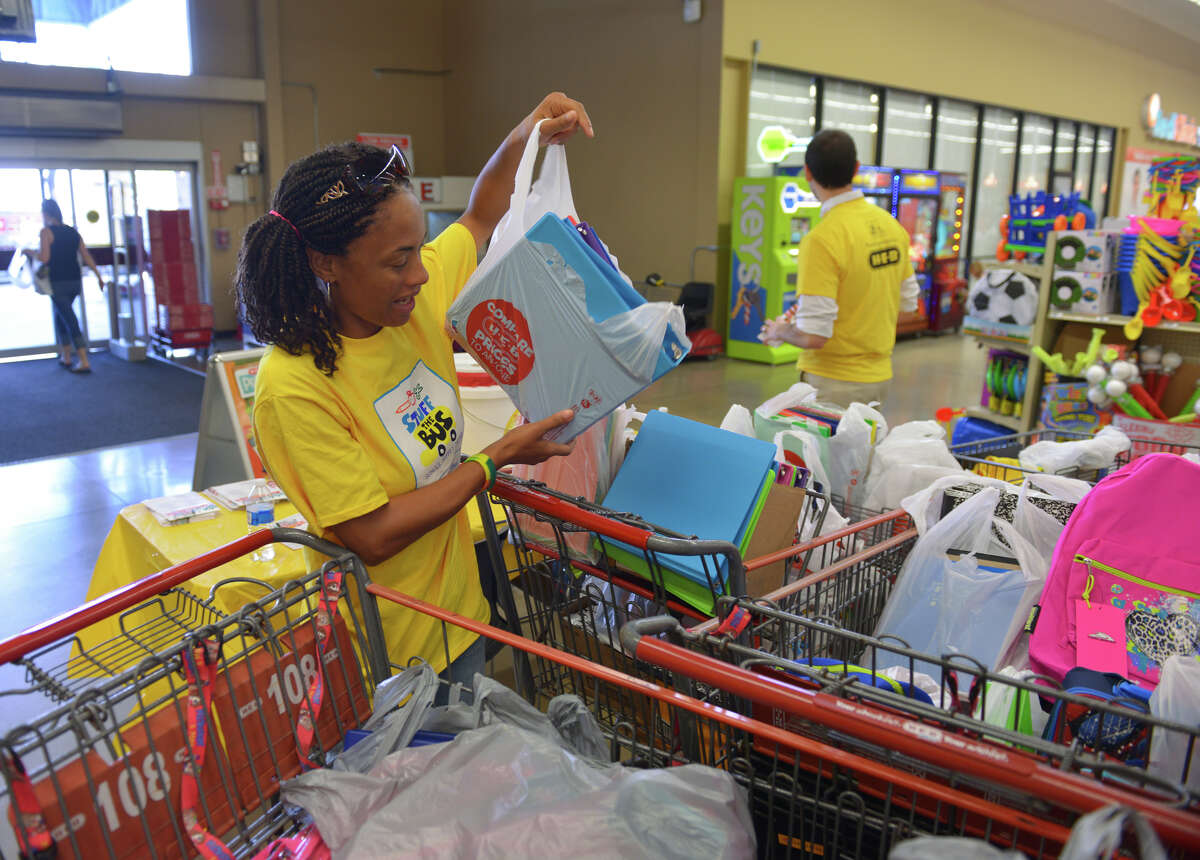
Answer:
[
  {"left": 478, "top": 476, "right": 914, "bottom": 704},
  {"left": 1, "top": 527, "right": 1117, "bottom": 859}
]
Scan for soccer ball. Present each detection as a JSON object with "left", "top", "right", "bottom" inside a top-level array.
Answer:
[{"left": 967, "top": 271, "right": 1038, "bottom": 326}]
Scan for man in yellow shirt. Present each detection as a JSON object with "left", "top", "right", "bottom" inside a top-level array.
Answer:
[
  {"left": 761, "top": 129, "right": 918, "bottom": 406},
  {"left": 238, "top": 93, "right": 592, "bottom": 697}
]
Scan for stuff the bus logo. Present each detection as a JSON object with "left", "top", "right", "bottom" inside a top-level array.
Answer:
[
  {"left": 868, "top": 245, "right": 901, "bottom": 269},
  {"left": 375, "top": 360, "right": 464, "bottom": 486}
]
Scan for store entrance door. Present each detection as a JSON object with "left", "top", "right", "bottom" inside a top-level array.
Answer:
[{"left": 0, "top": 163, "right": 197, "bottom": 360}]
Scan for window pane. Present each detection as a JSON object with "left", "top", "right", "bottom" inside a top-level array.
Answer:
[
  {"left": 0, "top": 0, "right": 191, "bottom": 75},
  {"left": 934, "top": 99, "right": 977, "bottom": 259},
  {"left": 1092, "top": 127, "right": 1114, "bottom": 215},
  {"left": 881, "top": 90, "right": 932, "bottom": 168},
  {"left": 1052, "top": 121, "right": 1076, "bottom": 194},
  {"left": 1076, "top": 124, "right": 1095, "bottom": 199},
  {"left": 746, "top": 67, "right": 816, "bottom": 176},
  {"left": 821, "top": 79, "right": 879, "bottom": 163},
  {"left": 972, "top": 107, "right": 1018, "bottom": 260},
  {"left": 1017, "top": 113, "right": 1054, "bottom": 192},
  {"left": 0, "top": 168, "right": 57, "bottom": 350}
]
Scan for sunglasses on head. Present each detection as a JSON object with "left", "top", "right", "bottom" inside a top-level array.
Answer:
[{"left": 317, "top": 144, "right": 412, "bottom": 205}]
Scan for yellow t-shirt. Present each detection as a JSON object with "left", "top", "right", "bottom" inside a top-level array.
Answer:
[
  {"left": 794, "top": 197, "right": 915, "bottom": 383},
  {"left": 252, "top": 222, "right": 488, "bottom": 673}
]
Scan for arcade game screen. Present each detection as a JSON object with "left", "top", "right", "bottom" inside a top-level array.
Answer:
[
  {"left": 866, "top": 196, "right": 892, "bottom": 211},
  {"left": 898, "top": 198, "right": 938, "bottom": 271}
]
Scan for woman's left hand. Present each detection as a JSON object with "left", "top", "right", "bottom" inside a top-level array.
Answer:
[{"left": 524, "top": 92, "right": 594, "bottom": 146}]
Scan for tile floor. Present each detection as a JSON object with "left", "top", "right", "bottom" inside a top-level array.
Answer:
[{"left": 0, "top": 333, "right": 987, "bottom": 725}]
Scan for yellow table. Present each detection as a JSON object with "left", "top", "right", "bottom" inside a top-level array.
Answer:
[{"left": 83, "top": 498, "right": 507, "bottom": 656}]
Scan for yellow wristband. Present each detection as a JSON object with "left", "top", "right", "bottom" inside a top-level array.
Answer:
[{"left": 464, "top": 453, "right": 497, "bottom": 491}]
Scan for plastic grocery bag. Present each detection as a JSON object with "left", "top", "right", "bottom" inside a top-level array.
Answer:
[
  {"left": 972, "top": 666, "right": 1048, "bottom": 739},
  {"left": 890, "top": 837, "right": 1027, "bottom": 859},
  {"left": 865, "top": 488, "right": 1048, "bottom": 684},
  {"left": 447, "top": 119, "right": 689, "bottom": 442},
  {"left": 720, "top": 404, "right": 755, "bottom": 437},
  {"left": 827, "top": 401, "right": 888, "bottom": 511},
  {"left": 1018, "top": 425, "right": 1130, "bottom": 474},
  {"left": 509, "top": 417, "right": 612, "bottom": 562},
  {"left": 283, "top": 722, "right": 756, "bottom": 859},
  {"left": 1059, "top": 805, "right": 1167, "bottom": 860},
  {"left": 861, "top": 420, "right": 965, "bottom": 513},
  {"left": 752, "top": 382, "right": 818, "bottom": 441},
  {"left": 1148, "top": 655, "right": 1200, "bottom": 793}
]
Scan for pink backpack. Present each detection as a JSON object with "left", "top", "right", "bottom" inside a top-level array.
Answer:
[{"left": 1028, "top": 453, "right": 1200, "bottom": 690}]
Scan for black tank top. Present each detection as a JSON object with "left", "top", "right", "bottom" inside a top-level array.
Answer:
[{"left": 47, "top": 224, "right": 82, "bottom": 282}]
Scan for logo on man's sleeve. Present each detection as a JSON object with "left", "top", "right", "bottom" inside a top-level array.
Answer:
[
  {"left": 868, "top": 245, "right": 902, "bottom": 269},
  {"left": 375, "top": 361, "right": 463, "bottom": 486}
]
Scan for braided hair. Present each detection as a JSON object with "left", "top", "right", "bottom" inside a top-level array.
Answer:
[{"left": 235, "top": 142, "right": 411, "bottom": 375}]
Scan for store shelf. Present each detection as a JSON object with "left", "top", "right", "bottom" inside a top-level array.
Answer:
[
  {"left": 1047, "top": 310, "right": 1200, "bottom": 334},
  {"left": 966, "top": 332, "right": 1031, "bottom": 353},
  {"left": 964, "top": 406, "right": 1022, "bottom": 431},
  {"left": 977, "top": 259, "right": 1045, "bottom": 279}
]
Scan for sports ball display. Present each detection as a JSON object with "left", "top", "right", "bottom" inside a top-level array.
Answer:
[{"left": 967, "top": 270, "right": 1039, "bottom": 326}]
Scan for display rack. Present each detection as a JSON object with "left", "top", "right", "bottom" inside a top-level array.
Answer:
[
  {"left": 970, "top": 242, "right": 1054, "bottom": 432},
  {"left": 973, "top": 231, "right": 1200, "bottom": 433}
]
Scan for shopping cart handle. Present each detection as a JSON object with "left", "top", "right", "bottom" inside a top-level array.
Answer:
[
  {"left": 618, "top": 615, "right": 684, "bottom": 654},
  {"left": 0, "top": 527, "right": 353, "bottom": 666}
]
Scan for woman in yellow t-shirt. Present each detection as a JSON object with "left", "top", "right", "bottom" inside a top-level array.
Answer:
[{"left": 234, "top": 92, "right": 592, "bottom": 691}]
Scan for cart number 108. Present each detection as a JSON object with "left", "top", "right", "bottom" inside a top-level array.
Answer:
[
  {"left": 88, "top": 751, "right": 171, "bottom": 835},
  {"left": 264, "top": 653, "right": 323, "bottom": 715}
]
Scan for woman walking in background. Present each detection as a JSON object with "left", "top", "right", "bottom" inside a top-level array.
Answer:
[{"left": 24, "top": 199, "right": 106, "bottom": 373}]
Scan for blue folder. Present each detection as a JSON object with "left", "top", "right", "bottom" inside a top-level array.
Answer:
[{"left": 597, "top": 411, "right": 777, "bottom": 598}]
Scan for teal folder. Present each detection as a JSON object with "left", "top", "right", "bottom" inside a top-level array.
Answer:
[{"left": 596, "top": 410, "right": 777, "bottom": 610}]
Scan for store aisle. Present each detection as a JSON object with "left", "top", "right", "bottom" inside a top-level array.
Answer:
[{"left": 0, "top": 333, "right": 985, "bottom": 727}]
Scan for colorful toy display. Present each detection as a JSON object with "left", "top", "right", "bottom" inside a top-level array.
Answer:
[
  {"left": 983, "top": 350, "right": 1028, "bottom": 418},
  {"left": 967, "top": 270, "right": 1039, "bottom": 326},
  {"left": 1121, "top": 156, "right": 1200, "bottom": 339},
  {"left": 1002, "top": 191, "right": 1095, "bottom": 258}
]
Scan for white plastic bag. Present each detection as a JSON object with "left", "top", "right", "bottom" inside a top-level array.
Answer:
[
  {"left": 1148, "top": 655, "right": 1200, "bottom": 794},
  {"left": 827, "top": 401, "right": 888, "bottom": 511},
  {"left": 447, "top": 120, "right": 688, "bottom": 442},
  {"left": 719, "top": 404, "right": 755, "bottom": 437},
  {"left": 865, "top": 488, "right": 1049, "bottom": 684},
  {"left": 861, "top": 420, "right": 964, "bottom": 512},
  {"left": 973, "top": 666, "right": 1049, "bottom": 738},
  {"left": 1059, "top": 805, "right": 1167, "bottom": 860},
  {"left": 1018, "top": 425, "right": 1130, "bottom": 474}
]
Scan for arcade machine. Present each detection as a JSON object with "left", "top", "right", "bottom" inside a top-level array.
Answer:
[
  {"left": 852, "top": 166, "right": 899, "bottom": 212},
  {"left": 728, "top": 175, "right": 822, "bottom": 363},
  {"left": 894, "top": 169, "right": 967, "bottom": 334}
]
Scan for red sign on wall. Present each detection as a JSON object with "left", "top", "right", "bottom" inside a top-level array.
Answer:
[{"left": 355, "top": 133, "right": 414, "bottom": 170}]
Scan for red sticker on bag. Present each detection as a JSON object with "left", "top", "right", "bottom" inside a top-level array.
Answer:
[{"left": 465, "top": 300, "right": 535, "bottom": 385}]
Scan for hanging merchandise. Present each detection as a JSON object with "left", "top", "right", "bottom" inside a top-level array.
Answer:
[
  {"left": 966, "top": 270, "right": 1039, "bottom": 327},
  {"left": 1028, "top": 454, "right": 1200, "bottom": 689},
  {"left": 446, "top": 119, "right": 689, "bottom": 443}
]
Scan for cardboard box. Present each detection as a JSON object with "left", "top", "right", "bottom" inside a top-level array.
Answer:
[
  {"left": 1051, "top": 230, "right": 1116, "bottom": 273},
  {"left": 1112, "top": 413, "right": 1200, "bottom": 458},
  {"left": 742, "top": 481, "right": 813, "bottom": 599},
  {"left": 147, "top": 209, "right": 192, "bottom": 240},
  {"left": 157, "top": 302, "right": 213, "bottom": 331},
  {"left": 149, "top": 237, "right": 195, "bottom": 264},
  {"left": 1049, "top": 270, "right": 1116, "bottom": 315},
  {"left": 1040, "top": 380, "right": 1108, "bottom": 432}
]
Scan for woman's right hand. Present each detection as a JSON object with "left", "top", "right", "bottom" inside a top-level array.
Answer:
[{"left": 483, "top": 409, "right": 576, "bottom": 467}]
